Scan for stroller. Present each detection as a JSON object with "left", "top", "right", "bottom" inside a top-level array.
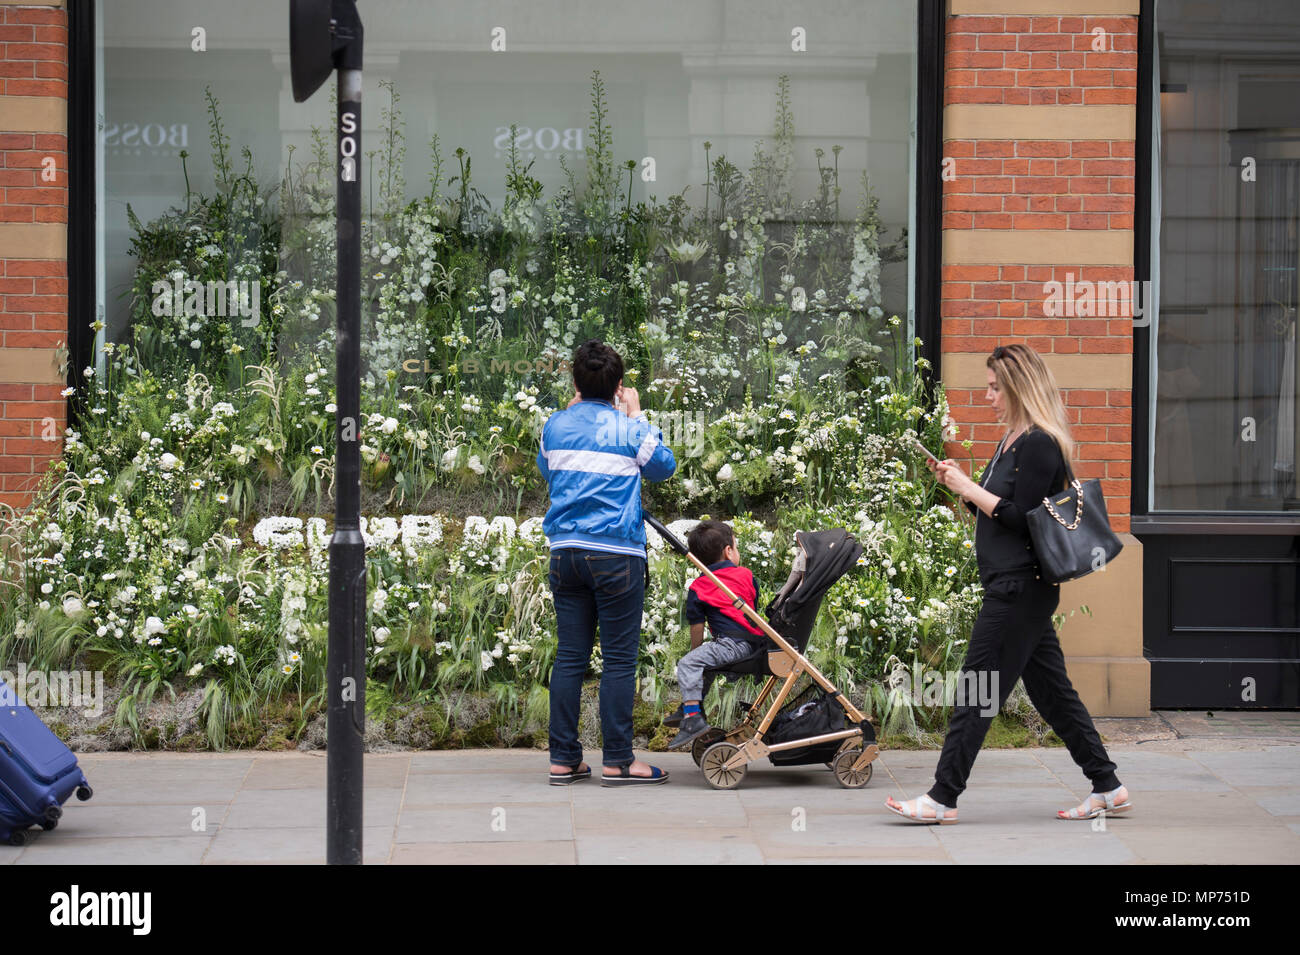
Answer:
[{"left": 647, "top": 516, "right": 879, "bottom": 791}]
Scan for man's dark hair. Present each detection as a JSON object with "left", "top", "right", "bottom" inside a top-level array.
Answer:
[
  {"left": 572, "top": 339, "right": 623, "bottom": 401},
  {"left": 687, "top": 520, "right": 736, "bottom": 565}
]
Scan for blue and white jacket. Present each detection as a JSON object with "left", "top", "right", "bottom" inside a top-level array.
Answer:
[{"left": 537, "top": 398, "right": 677, "bottom": 557}]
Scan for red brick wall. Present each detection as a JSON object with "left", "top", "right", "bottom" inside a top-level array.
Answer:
[
  {"left": 0, "top": 2, "right": 68, "bottom": 511},
  {"left": 941, "top": 11, "right": 1138, "bottom": 532},
  {"left": 945, "top": 14, "right": 1137, "bottom": 106}
]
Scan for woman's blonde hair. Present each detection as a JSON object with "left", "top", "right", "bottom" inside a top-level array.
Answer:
[{"left": 987, "top": 343, "right": 1074, "bottom": 467}]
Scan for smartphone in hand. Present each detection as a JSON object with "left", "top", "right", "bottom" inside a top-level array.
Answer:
[{"left": 912, "top": 437, "right": 940, "bottom": 465}]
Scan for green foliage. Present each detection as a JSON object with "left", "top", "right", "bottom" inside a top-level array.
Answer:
[{"left": 0, "top": 73, "right": 990, "bottom": 750}]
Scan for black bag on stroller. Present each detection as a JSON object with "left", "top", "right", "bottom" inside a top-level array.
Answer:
[{"left": 763, "top": 685, "right": 846, "bottom": 766}]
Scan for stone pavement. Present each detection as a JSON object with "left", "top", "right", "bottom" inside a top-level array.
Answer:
[{"left": 4, "top": 712, "right": 1299, "bottom": 864}]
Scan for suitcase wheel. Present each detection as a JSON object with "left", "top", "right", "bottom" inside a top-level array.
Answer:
[
  {"left": 40, "top": 818, "right": 57, "bottom": 831},
  {"left": 75, "top": 785, "right": 92, "bottom": 802},
  {"left": 43, "top": 804, "right": 62, "bottom": 823},
  {"left": 7, "top": 829, "right": 29, "bottom": 847}
]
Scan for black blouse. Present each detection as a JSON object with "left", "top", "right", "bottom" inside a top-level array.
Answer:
[{"left": 964, "top": 428, "right": 1070, "bottom": 588}]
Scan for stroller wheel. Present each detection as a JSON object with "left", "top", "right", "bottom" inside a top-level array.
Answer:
[
  {"left": 700, "top": 741, "right": 748, "bottom": 790},
  {"left": 690, "top": 728, "right": 725, "bottom": 766},
  {"left": 832, "top": 748, "right": 874, "bottom": 789}
]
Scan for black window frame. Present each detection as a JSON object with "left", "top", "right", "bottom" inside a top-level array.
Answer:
[{"left": 1131, "top": 0, "right": 1300, "bottom": 535}]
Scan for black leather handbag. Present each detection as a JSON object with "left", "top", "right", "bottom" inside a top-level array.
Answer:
[{"left": 1025, "top": 460, "right": 1123, "bottom": 583}]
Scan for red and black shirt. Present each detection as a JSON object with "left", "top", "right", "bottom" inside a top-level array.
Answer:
[{"left": 685, "top": 560, "right": 764, "bottom": 646}]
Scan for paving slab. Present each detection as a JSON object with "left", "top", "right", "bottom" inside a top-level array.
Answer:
[
  {"left": 222, "top": 786, "right": 405, "bottom": 830},
  {"left": 1113, "top": 826, "right": 1300, "bottom": 865},
  {"left": 15, "top": 836, "right": 212, "bottom": 865},
  {"left": 204, "top": 826, "right": 395, "bottom": 864},
  {"left": 931, "top": 826, "right": 1138, "bottom": 865},
  {"left": 395, "top": 805, "right": 573, "bottom": 843},
  {"left": 401, "top": 772, "right": 573, "bottom": 807},
  {"left": 9, "top": 721, "right": 1300, "bottom": 863},
  {"left": 240, "top": 753, "right": 411, "bottom": 789},
  {"left": 1187, "top": 747, "right": 1300, "bottom": 787},
  {"left": 575, "top": 829, "right": 764, "bottom": 865},
  {"left": 390, "top": 841, "right": 576, "bottom": 864}
]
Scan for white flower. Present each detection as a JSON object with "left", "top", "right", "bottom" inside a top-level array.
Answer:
[
  {"left": 480, "top": 650, "right": 494, "bottom": 671},
  {"left": 62, "top": 597, "right": 83, "bottom": 615},
  {"left": 187, "top": 663, "right": 203, "bottom": 677},
  {"left": 467, "top": 454, "right": 485, "bottom": 475},
  {"left": 374, "top": 627, "right": 390, "bottom": 645},
  {"left": 144, "top": 616, "right": 166, "bottom": 637},
  {"left": 668, "top": 240, "right": 708, "bottom": 264},
  {"left": 40, "top": 582, "right": 53, "bottom": 594},
  {"left": 158, "top": 453, "right": 180, "bottom": 471},
  {"left": 716, "top": 464, "right": 734, "bottom": 482}
]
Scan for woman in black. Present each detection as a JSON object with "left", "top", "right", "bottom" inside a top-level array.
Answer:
[{"left": 886, "top": 344, "right": 1130, "bottom": 824}]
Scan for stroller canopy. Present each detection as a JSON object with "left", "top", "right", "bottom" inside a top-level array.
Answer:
[{"left": 768, "top": 528, "right": 862, "bottom": 651}]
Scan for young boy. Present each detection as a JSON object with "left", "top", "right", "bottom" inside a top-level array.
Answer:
[{"left": 667, "top": 520, "right": 767, "bottom": 751}]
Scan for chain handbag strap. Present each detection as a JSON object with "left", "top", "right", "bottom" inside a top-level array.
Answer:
[
  {"left": 1042, "top": 479, "right": 1085, "bottom": 530},
  {"left": 1040, "top": 441, "right": 1082, "bottom": 530}
]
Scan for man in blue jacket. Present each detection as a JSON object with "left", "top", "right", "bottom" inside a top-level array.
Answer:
[{"left": 538, "top": 339, "right": 677, "bottom": 786}]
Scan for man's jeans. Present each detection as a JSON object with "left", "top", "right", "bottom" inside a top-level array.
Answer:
[{"left": 548, "top": 548, "right": 645, "bottom": 768}]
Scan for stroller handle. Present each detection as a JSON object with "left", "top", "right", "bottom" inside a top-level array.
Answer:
[{"left": 644, "top": 514, "right": 689, "bottom": 556}]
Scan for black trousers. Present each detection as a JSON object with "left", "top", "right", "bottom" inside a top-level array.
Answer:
[{"left": 928, "top": 576, "right": 1122, "bottom": 807}]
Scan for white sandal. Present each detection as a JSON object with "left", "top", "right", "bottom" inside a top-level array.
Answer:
[
  {"left": 886, "top": 793, "right": 958, "bottom": 825},
  {"left": 1057, "top": 785, "right": 1131, "bottom": 820}
]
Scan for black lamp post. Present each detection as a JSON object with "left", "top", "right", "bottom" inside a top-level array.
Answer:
[{"left": 289, "top": 0, "right": 365, "bottom": 866}]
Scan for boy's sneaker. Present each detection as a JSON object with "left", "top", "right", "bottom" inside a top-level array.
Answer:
[
  {"left": 663, "top": 704, "right": 685, "bottom": 728},
  {"left": 668, "top": 714, "right": 714, "bottom": 751}
]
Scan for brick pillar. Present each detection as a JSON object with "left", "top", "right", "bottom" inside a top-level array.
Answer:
[
  {"left": 940, "top": 0, "right": 1148, "bottom": 716},
  {"left": 0, "top": 0, "right": 67, "bottom": 511}
]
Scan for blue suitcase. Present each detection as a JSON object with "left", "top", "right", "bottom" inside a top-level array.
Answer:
[{"left": 0, "top": 682, "right": 93, "bottom": 846}]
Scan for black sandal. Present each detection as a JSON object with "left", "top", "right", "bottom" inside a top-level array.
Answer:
[
  {"left": 600, "top": 764, "right": 670, "bottom": 787},
  {"left": 548, "top": 762, "right": 592, "bottom": 786}
]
